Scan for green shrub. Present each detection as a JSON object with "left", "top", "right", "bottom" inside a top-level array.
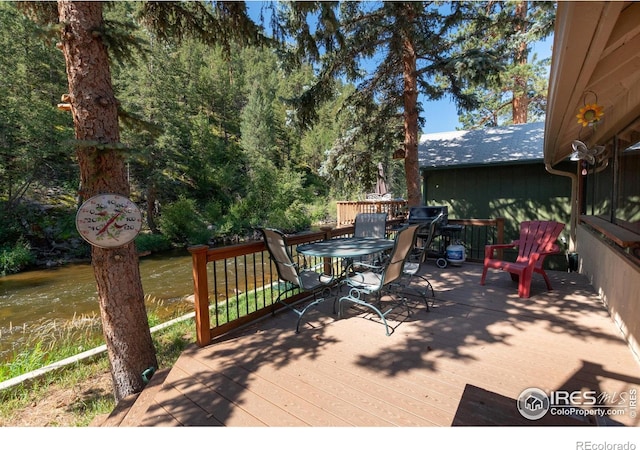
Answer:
[
  {"left": 221, "top": 164, "right": 315, "bottom": 234},
  {"left": 308, "top": 199, "right": 334, "bottom": 224},
  {"left": 135, "top": 232, "right": 173, "bottom": 253},
  {"left": 158, "top": 196, "right": 211, "bottom": 245},
  {"left": 0, "top": 239, "right": 34, "bottom": 276},
  {"left": 50, "top": 211, "right": 78, "bottom": 242},
  {"left": 0, "top": 206, "right": 23, "bottom": 245},
  {"left": 202, "top": 200, "right": 223, "bottom": 226},
  {"left": 266, "top": 200, "right": 311, "bottom": 232}
]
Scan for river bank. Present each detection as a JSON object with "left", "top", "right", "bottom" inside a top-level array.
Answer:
[
  {"left": 0, "top": 249, "right": 197, "bottom": 361},
  {"left": 0, "top": 313, "right": 195, "bottom": 426}
]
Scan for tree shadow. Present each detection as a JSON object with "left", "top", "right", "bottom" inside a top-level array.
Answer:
[{"left": 138, "top": 264, "right": 639, "bottom": 427}]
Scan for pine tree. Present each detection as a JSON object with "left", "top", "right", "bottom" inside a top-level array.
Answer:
[
  {"left": 18, "top": 0, "right": 266, "bottom": 401},
  {"left": 457, "top": 1, "right": 555, "bottom": 127},
  {"left": 279, "top": 1, "right": 507, "bottom": 206}
]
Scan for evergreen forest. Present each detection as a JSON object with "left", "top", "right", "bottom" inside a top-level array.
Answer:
[
  {"left": 0, "top": 2, "right": 381, "bottom": 273},
  {"left": 0, "top": 1, "right": 553, "bottom": 275}
]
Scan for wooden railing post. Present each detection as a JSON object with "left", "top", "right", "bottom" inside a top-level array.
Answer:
[
  {"left": 320, "top": 226, "right": 334, "bottom": 275},
  {"left": 183, "top": 216, "right": 506, "bottom": 343},
  {"left": 188, "top": 245, "right": 211, "bottom": 347}
]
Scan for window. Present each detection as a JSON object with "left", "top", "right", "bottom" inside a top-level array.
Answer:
[
  {"left": 583, "top": 118, "right": 640, "bottom": 252},
  {"left": 584, "top": 151, "right": 613, "bottom": 219},
  {"left": 617, "top": 142, "right": 640, "bottom": 234}
]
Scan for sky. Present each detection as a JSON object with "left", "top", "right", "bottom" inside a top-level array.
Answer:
[
  {"left": 246, "top": 1, "right": 555, "bottom": 135},
  {"left": 421, "top": 98, "right": 463, "bottom": 134},
  {"left": 421, "top": 35, "right": 555, "bottom": 134}
]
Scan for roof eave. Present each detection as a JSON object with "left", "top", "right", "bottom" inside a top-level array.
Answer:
[
  {"left": 544, "top": 2, "right": 640, "bottom": 167},
  {"left": 420, "top": 159, "right": 544, "bottom": 172}
]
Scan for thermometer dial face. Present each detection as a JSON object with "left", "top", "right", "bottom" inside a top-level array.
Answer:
[{"left": 76, "top": 194, "right": 142, "bottom": 248}]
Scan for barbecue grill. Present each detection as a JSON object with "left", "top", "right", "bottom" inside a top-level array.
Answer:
[
  {"left": 407, "top": 206, "right": 448, "bottom": 226},
  {"left": 407, "top": 205, "right": 463, "bottom": 268}
]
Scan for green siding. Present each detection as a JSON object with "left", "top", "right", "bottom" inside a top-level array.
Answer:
[{"left": 422, "top": 162, "right": 574, "bottom": 269}]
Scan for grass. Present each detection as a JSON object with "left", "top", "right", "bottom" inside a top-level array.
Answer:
[
  {"left": 0, "top": 284, "right": 292, "bottom": 426},
  {"left": 0, "top": 318, "right": 195, "bottom": 426},
  {"left": 0, "top": 299, "right": 196, "bottom": 426},
  {"left": 0, "top": 314, "right": 105, "bottom": 380},
  {"left": 0, "top": 295, "right": 192, "bottom": 380},
  {"left": 0, "top": 356, "right": 114, "bottom": 426}
]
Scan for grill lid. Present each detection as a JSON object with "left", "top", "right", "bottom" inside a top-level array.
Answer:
[{"left": 407, "top": 206, "right": 448, "bottom": 224}]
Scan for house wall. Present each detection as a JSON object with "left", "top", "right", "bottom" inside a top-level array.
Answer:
[
  {"left": 422, "top": 162, "right": 573, "bottom": 268},
  {"left": 576, "top": 224, "right": 640, "bottom": 362}
]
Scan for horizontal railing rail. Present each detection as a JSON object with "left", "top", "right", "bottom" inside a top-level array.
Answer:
[
  {"left": 188, "top": 217, "right": 504, "bottom": 347},
  {"left": 336, "top": 200, "right": 407, "bottom": 226},
  {"left": 447, "top": 218, "right": 505, "bottom": 262}
]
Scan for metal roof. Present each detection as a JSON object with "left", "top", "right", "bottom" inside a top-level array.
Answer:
[{"left": 418, "top": 122, "right": 544, "bottom": 169}]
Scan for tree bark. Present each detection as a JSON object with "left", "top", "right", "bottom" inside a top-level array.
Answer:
[
  {"left": 401, "top": 6, "right": 421, "bottom": 207},
  {"left": 58, "top": 1, "right": 157, "bottom": 401},
  {"left": 512, "top": 1, "right": 529, "bottom": 124},
  {"left": 146, "top": 184, "right": 159, "bottom": 234}
]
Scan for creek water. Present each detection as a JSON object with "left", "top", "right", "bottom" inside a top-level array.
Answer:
[{"left": 0, "top": 249, "right": 197, "bottom": 361}]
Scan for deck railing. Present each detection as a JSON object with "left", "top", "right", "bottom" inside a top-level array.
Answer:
[
  {"left": 336, "top": 200, "right": 407, "bottom": 226},
  {"left": 188, "top": 217, "right": 504, "bottom": 347},
  {"left": 448, "top": 218, "right": 505, "bottom": 261}
]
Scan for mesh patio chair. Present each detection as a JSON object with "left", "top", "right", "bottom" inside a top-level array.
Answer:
[
  {"left": 354, "top": 212, "right": 388, "bottom": 238},
  {"left": 335, "top": 224, "right": 421, "bottom": 336},
  {"left": 397, "top": 211, "right": 446, "bottom": 303},
  {"left": 261, "top": 228, "right": 335, "bottom": 333},
  {"left": 345, "top": 212, "right": 389, "bottom": 272}
]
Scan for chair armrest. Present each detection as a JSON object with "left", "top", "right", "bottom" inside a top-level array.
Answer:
[
  {"left": 546, "top": 244, "right": 561, "bottom": 254},
  {"left": 525, "top": 245, "right": 562, "bottom": 269},
  {"left": 304, "top": 260, "right": 324, "bottom": 271},
  {"left": 319, "top": 273, "right": 334, "bottom": 284},
  {"left": 535, "top": 245, "right": 562, "bottom": 258},
  {"left": 276, "top": 259, "right": 299, "bottom": 270},
  {"left": 300, "top": 255, "right": 331, "bottom": 273},
  {"left": 484, "top": 242, "right": 517, "bottom": 259},
  {"left": 345, "top": 261, "right": 384, "bottom": 272},
  {"left": 486, "top": 242, "right": 518, "bottom": 250}
]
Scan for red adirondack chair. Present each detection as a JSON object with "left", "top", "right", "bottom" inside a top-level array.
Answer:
[{"left": 480, "top": 220, "right": 565, "bottom": 298}]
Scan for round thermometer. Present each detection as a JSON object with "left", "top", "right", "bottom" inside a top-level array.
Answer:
[{"left": 76, "top": 194, "right": 142, "bottom": 248}]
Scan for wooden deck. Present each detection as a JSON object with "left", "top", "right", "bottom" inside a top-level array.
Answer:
[{"left": 101, "top": 262, "right": 640, "bottom": 428}]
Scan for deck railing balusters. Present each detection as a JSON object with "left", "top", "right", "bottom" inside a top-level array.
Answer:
[
  {"left": 249, "top": 254, "right": 257, "bottom": 312},
  {"left": 232, "top": 258, "right": 239, "bottom": 318},
  {"left": 188, "top": 217, "right": 505, "bottom": 346},
  {"left": 211, "top": 259, "right": 220, "bottom": 327}
]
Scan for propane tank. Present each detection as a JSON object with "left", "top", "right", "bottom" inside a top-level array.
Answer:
[{"left": 446, "top": 242, "right": 466, "bottom": 266}]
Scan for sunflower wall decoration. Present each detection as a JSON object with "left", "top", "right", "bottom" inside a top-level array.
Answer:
[{"left": 576, "top": 92, "right": 604, "bottom": 127}]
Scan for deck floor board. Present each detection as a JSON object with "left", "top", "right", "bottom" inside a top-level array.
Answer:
[{"left": 112, "top": 263, "right": 640, "bottom": 427}]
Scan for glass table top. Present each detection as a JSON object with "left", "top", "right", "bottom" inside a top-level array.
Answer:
[{"left": 296, "top": 237, "right": 394, "bottom": 258}]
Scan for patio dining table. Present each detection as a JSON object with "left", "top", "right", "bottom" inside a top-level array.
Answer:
[
  {"left": 297, "top": 236, "right": 395, "bottom": 281},
  {"left": 296, "top": 236, "right": 395, "bottom": 260}
]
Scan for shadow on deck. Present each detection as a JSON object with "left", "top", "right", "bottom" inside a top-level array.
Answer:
[{"left": 98, "top": 262, "right": 640, "bottom": 428}]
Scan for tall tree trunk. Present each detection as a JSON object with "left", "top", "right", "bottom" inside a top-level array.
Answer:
[
  {"left": 146, "top": 183, "right": 159, "bottom": 234},
  {"left": 512, "top": 1, "right": 529, "bottom": 124},
  {"left": 402, "top": 12, "right": 421, "bottom": 207},
  {"left": 58, "top": 1, "right": 157, "bottom": 401}
]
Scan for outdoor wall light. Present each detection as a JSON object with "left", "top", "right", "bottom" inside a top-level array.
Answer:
[
  {"left": 571, "top": 140, "right": 606, "bottom": 165},
  {"left": 571, "top": 140, "right": 609, "bottom": 175}
]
